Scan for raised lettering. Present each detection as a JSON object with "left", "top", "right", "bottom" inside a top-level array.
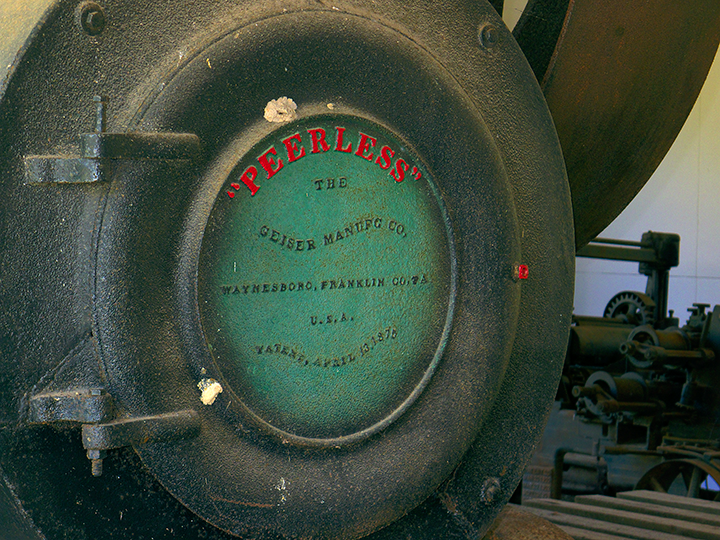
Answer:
[
  {"left": 308, "top": 127, "right": 331, "bottom": 153},
  {"left": 258, "top": 147, "right": 284, "bottom": 179},
  {"left": 391, "top": 158, "right": 410, "bottom": 183},
  {"left": 375, "top": 145, "right": 395, "bottom": 170},
  {"left": 335, "top": 127, "right": 353, "bottom": 153},
  {"left": 355, "top": 132, "right": 377, "bottom": 161},
  {"left": 282, "top": 133, "right": 306, "bottom": 163},
  {"left": 239, "top": 166, "right": 260, "bottom": 195}
]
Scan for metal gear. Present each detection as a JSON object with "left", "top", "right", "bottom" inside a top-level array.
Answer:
[{"left": 603, "top": 291, "right": 656, "bottom": 326}]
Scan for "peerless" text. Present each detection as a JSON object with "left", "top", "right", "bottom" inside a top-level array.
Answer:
[{"left": 226, "top": 126, "right": 422, "bottom": 198}]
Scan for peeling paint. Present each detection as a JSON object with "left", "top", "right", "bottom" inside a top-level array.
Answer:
[
  {"left": 197, "top": 378, "right": 223, "bottom": 405},
  {"left": 275, "top": 477, "right": 288, "bottom": 505},
  {"left": 264, "top": 97, "right": 297, "bottom": 123}
]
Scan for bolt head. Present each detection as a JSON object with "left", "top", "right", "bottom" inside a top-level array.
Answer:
[{"left": 77, "top": 2, "right": 107, "bottom": 36}]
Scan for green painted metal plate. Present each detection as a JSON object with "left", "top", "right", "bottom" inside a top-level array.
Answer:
[{"left": 198, "top": 114, "right": 455, "bottom": 443}]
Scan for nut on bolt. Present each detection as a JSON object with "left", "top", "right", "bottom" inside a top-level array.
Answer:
[{"left": 76, "top": 2, "right": 107, "bottom": 36}]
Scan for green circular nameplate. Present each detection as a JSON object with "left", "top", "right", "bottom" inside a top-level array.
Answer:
[{"left": 198, "top": 115, "right": 455, "bottom": 443}]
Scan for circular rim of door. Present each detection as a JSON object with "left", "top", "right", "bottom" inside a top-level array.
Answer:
[
  {"left": 39, "top": 3, "right": 573, "bottom": 539},
  {"left": 95, "top": 11, "right": 520, "bottom": 537}
]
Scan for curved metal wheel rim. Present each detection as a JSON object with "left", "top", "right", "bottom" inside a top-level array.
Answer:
[{"left": 636, "top": 459, "right": 720, "bottom": 499}]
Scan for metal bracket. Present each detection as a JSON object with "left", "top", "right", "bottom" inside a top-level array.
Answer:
[
  {"left": 82, "top": 410, "right": 201, "bottom": 476},
  {"left": 29, "top": 388, "right": 114, "bottom": 424},
  {"left": 24, "top": 96, "right": 201, "bottom": 184}
]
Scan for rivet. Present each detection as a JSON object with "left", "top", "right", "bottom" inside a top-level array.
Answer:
[
  {"left": 479, "top": 24, "right": 500, "bottom": 49},
  {"left": 480, "top": 477, "right": 501, "bottom": 504}
]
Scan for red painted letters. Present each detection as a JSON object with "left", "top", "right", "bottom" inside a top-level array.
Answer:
[
  {"left": 355, "top": 132, "right": 377, "bottom": 161},
  {"left": 335, "top": 127, "right": 353, "bottom": 153},
  {"left": 282, "top": 133, "right": 307, "bottom": 163},
  {"left": 227, "top": 125, "right": 422, "bottom": 198},
  {"left": 258, "top": 147, "right": 284, "bottom": 179},
  {"left": 308, "top": 128, "right": 331, "bottom": 153}
]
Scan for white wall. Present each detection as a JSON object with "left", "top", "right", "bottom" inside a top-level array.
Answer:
[
  {"left": 503, "top": 1, "right": 720, "bottom": 321},
  {"left": 502, "top": 0, "right": 528, "bottom": 30}
]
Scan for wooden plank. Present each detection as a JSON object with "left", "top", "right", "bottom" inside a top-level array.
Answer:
[
  {"left": 618, "top": 491, "right": 720, "bottom": 517},
  {"left": 575, "top": 494, "right": 720, "bottom": 527},
  {"left": 559, "top": 525, "right": 641, "bottom": 540},
  {"left": 524, "top": 499, "right": 720, "bottom": 540},
  {"left": 520, "top": 504, "right": 692, "bottom": 540}
]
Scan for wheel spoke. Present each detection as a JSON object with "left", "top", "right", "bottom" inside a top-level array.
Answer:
[
  {"left": 650, "top": 477, "right": 667, "bottom": 493},
  {"left": 687, "top": 467, "right": 703, "bottom": 498}
]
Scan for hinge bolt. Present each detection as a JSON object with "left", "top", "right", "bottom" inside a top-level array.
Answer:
[
  {"left": 93, "top": 96, "right": 107, "bottom": 133},
  {"left": 86, "top": 449, "right": 107, "bottom": 477}
]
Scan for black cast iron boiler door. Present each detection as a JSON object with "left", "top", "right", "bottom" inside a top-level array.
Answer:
[{"left": 0, "top": 1, "right": 574, "bottom": 538}]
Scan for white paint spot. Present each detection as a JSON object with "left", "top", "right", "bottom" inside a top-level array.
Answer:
[
  {"left": 275, "top": 477, "right": 288, "bottom": 505},
  {"left": 197, "top": 378, "right": 223, "bottom": 405},
  {"left": 264, "top": 97, "right": 297, "bottom": 123}
]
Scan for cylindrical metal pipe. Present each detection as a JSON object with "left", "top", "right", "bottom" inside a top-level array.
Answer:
[{"left": 568, "top": 325, "right": 633, "bottom": 365}]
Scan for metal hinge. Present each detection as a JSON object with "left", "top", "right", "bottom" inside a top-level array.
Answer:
[
  {"left": 24, "top": 96, "right": 201, "bottom": 185},
  {"left": 27, "top": 337, "right": 200, "bottom": 476}
]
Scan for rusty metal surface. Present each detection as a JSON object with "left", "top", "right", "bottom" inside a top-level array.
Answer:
[
  {"left": 483, "top": 505, "right": 574, "bottom": 540},
  {"left": 517, "top": 0, "right": 720, "bottom": 248}
]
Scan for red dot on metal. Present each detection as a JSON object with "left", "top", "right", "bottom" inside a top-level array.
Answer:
[{"left": 518, "top": 264, "right": 529, "bottom": 280}]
